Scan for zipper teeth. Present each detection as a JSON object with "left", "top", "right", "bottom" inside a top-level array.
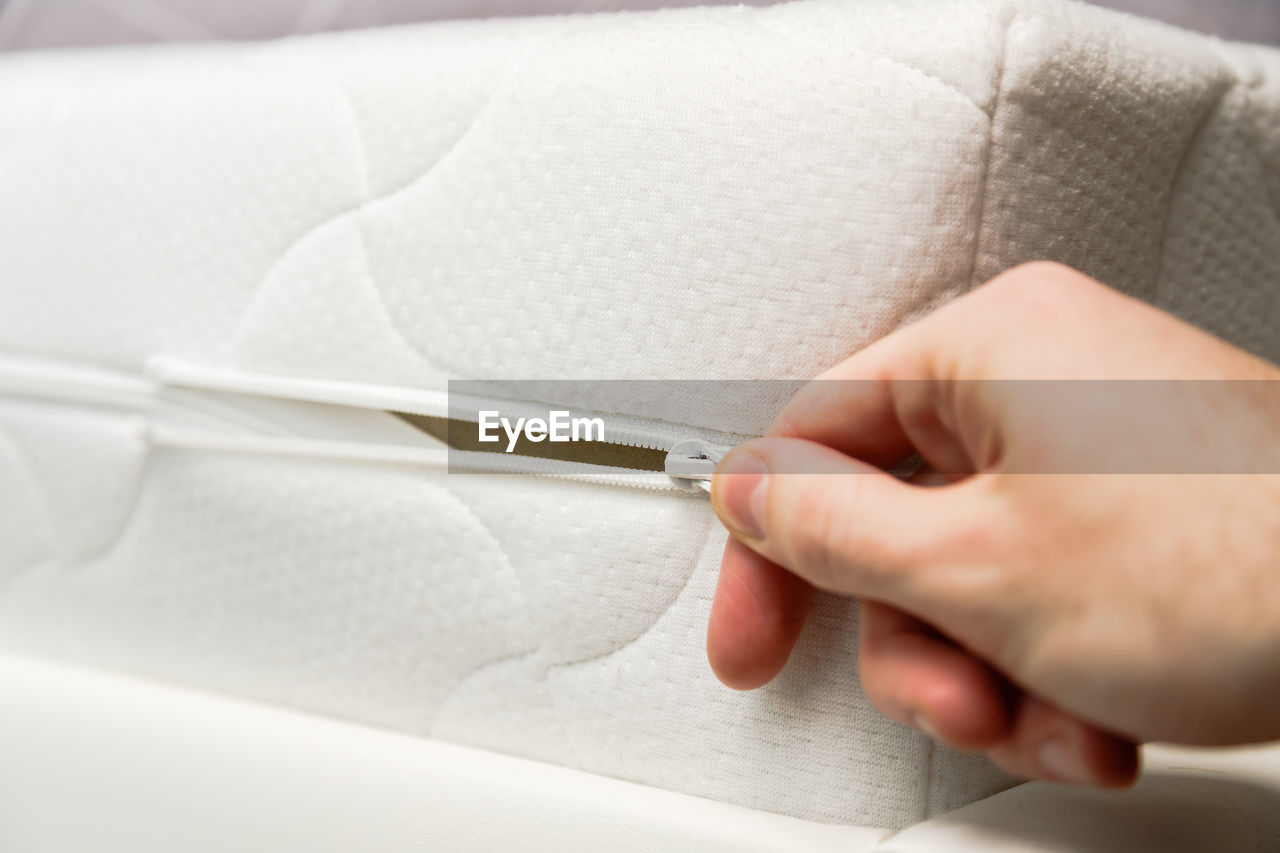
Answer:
[
  {"left": 448, "top": 451, "right": 680, "bottom": 490},
  {"left": 145, "top": 424, "right": 685, "bottom": 491}
]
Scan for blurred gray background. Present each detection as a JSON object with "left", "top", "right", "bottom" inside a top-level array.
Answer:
[{"left": 0, "top": 0, "right": 1278, "bottom": 50}]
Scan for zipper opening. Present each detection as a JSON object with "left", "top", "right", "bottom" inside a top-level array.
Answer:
[
  {"left": 0, "top": 355, "right": 736, "bottom": 492},
  {"left": 390, "top": 411, "right": 670, "bottom": 472},
  {"left": 144, "top": 359, "right": 735, "bottom": 492}
]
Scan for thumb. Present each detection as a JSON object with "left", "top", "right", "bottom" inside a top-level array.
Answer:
[{"left": 711, "top": 437, "right": 983, "bottom": 609}]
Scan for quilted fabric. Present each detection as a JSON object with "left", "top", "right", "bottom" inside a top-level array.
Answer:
[{"left": 1, "top": 0, "right": 1279, "bottom": 831}]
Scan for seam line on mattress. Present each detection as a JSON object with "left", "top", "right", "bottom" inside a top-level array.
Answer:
[
  {"left": 746, "top": 12, "right": 986, "bottom": 117},
  {"left": 229, "top": 20, "right": 587, "bottom": 378},
  {"left": 421, "top": 484, "right": 543, "bottom": 732},
  {"left": 537, "top": 516, "right": 718, "bottom": 776},
  {"left": 54, "top": 440, "right": 161, "bottom": 573},
  {"left": 965, "top": 3, "right": 1014, "bottom": 292},
  {"left": 326, "top": 71, "right": 372, "bottom": 217},
  {"left": 18, "top": 425, "right": 152, "bottom": 568},
  {"left": 544, "top": 514, "right": 716, "bottom": 674},
  {"left": 428, "top": 647, "right": 541, "bottom": 732},
  {"left": 316, "top": 66, "right": 453, "bottom": 380},
  {"left": 919, "top": 727, "right": 935, "bottom": 822},
  {"left": 0, "top": 427, "right": 57, "bottom": 583}
]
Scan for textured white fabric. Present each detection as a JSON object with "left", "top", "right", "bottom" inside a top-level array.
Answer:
[
  {"left": 1, "top": 0, "right": 1280, "bottom": 834},
  {"left": 2, "top": 0, "right": 1279, "bottom": 431},
  {"left": 0, "top": 409, "right": 1005, "bottom": 828}
]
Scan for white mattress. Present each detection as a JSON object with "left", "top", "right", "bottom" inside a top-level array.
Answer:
[{"left": 0, "top": 0, "right": 1279, "bottom": 841}]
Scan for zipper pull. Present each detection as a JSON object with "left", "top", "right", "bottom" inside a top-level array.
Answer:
[{"left": 665, "top": 439, "right": 734, "bottom": 493}]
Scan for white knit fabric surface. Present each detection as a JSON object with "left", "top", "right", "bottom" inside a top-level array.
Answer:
[{"left": 0, "top": 0, "right": 1279, "bottom": 831}]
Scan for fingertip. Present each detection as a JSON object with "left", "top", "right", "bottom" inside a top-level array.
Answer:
[
  {"left": 706, "top": 642, "right": 784, "bottom": 691},
  {"left": 710, "top": 446, "right": 770, "bottom": 541},
  {"left": 706, "top": 538, "right": 813, "bottom": 690}
]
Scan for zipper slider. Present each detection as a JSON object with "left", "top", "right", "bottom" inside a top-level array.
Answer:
[{"left": 665, "top": 439, "right": 734, "bottom": 493}]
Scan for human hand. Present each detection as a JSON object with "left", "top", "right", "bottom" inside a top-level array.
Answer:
[{"left": 707, "top": 262, "right": 1280, "bottom": 787}]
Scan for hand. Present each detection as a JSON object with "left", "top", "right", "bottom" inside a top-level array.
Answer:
[{"left": 707, "top": 262, "right": 1280, "bottom": 787}]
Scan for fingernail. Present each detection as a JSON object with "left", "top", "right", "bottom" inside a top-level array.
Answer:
[
  {"left": 1038, "top": 738, "right": 1092, "bottom": 784},
  {"left": 713, "top": 450, "right": 769, "bottom": 540},
  {"left": 909, "top": 711, "right": 942, "bottom": 741}
]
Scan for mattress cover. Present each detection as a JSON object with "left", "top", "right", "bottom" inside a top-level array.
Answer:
[{"left": 0, "top": 0, "right": 1279, "bottom": 836}]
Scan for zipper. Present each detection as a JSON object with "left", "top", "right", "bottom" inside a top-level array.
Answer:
[
  {"left": 147, "top": 359, "right": 737, "bottom": 493},
  {"left": 0, "top": 355, "right": 735, "bottom": 494}
]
